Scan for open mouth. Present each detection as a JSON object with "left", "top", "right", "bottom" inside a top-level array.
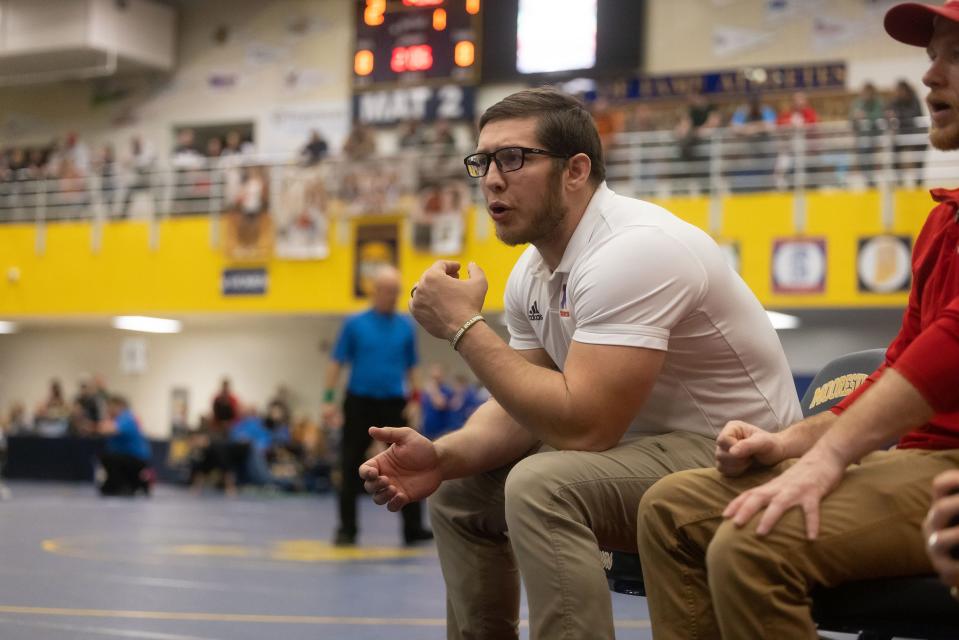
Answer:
[
  {"left": 928, "top": 98, "right": 953, "bottom": 120},
  {"left": 488, "top": 202, "right": 511, "bottom": 219}
]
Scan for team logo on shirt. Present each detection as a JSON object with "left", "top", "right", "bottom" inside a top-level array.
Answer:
[{"left": 528, "top": 301, "right": 543, "bottom": 321}]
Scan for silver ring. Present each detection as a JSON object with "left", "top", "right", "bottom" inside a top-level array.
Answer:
[{"left": 410, "top": 285, "right": 418, "bottom": 298}]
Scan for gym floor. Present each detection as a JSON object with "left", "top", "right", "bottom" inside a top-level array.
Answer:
[{"left": 0, "top": 482, "right": 655, "bottom": 640}]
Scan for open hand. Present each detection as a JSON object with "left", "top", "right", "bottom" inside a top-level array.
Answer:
[{"left": 359, "top": 427, "right": 442, "bottom": 511}]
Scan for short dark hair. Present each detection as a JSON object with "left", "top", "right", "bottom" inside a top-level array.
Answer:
[{"left": 478, "top": 88, "right": 606, "bottom": 185}]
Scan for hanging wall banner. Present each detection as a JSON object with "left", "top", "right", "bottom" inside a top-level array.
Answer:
[
  {"left": 354, "top": 222, "right": 399, "bottom": 298},
  {"left": 772, "top": 238, "right": 827, "bottom": 294},
  {"left": 274, "top": 167, "right": 331, "bottom": 260},
  {"left": 223, "top": 166, "right": 274, "bottom": 262},
  {"left": 857, "top": 235, "right": 912, "bottom": 293}
]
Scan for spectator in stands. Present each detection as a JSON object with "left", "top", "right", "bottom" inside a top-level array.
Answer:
[
  {"left": 730, "top": 95, "right": 777, "bottom": 192},
  {"left": 590, "top": 96, "right": 623, "bottom": 157},
  {"left": 92, "top": 395, "right": 151, "bottom": 497},
  {"left": 34, "top": 378, "right": 69, "bottom": 434},
  {"left": 25, "top": 148, "right": 46, "bottom": 179},
  {"left": 222, "top": 130, "right": 252, "bottom": 157},
  {"left": 429, "top": 119, "right": 457, "bottom": 153},
  {"left": 342, "top": 122, "right": 377, "bottom": 161},
  {"left": 73, "top": 376, "right": 103, "bottom": 434},
  {"left": 120, "top": 136, "right": 155, "bottom": 218},
  {"left": 229, "top": 405, "right": 274, "bottom": 486},
  {"left": 205, "top": 136, "right": 223, "bottom": 159},
  {"left": 774, "top": 92, "right": 820, "bottom": 190},
  {"left": 675, "top": 90, "right": 720, "bottom": 161},
  {"left": 447, "top": 373, "right": 480, "bottom": 433},
  {"left": 95, "top": 144, "right": 117, "bottom": 210},
  {"left": 850, "top": 82, "right": 887, "bottom": 184},
  {"left": 398, "top": 120, "right": 425, "bottom": 149},
  {"left": 63, "top": 131, "right": 91, "bottom": 177},
  {"left": 7, "top": 148, "right": 27, "bottom": 180},
  {"left": 172, "top": 128, "right": 203, "bottom": 168},
  {"left": 300, "top": 130, "right": 329, "bottom": 166},
  {"left": 267, "top": 386, "right": 293, "bottom": 428},
  {"left": 420, "top": 363, "right": 453, "bottom": 440},
  {"left": 211, "top": 377, "right": 239, "bottom": 434},
  {"left": 731, "top": 94, "right": 777, "bottom": 135},
  {"left": 675, "top": 90, "right": 721, "bottom": 192},
  {"left": 92, "top": 373, "right": 110, "bottom": 412},
  {"left": 777, "top": 91, "right": 819, "bottom": 127},
  {"left": 5, "top": 402, "right": 29, "bottom": 434},
  {"left": 887, "top": 78, "right": 927, "bottom": 185}
]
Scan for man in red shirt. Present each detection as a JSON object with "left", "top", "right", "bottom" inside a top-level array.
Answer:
[{"left": 636, "top": 3, "right": 959, "bottom": 637}]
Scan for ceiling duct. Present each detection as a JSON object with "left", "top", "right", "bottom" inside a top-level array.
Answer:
[{"left": 0, "top": 0, "right": 175, "bottom": 86}]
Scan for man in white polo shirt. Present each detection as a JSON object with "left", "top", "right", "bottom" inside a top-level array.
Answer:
[{"left": 359, "top": 88, "right": 801, "bottom": 640}]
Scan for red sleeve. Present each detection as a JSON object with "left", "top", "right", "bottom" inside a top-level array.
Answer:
[
  {"left": 829, "top": 363, "right": 886, "bottom": 416},
  {"left": 892, "top": 296, "right": 959, "bottom": 413}
]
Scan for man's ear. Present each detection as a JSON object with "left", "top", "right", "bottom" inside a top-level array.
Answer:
[{"left": 565, "top": 152, "right": 592, "bottom": 190}]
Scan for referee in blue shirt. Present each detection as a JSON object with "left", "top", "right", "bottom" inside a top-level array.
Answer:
[{"left": 322, "top": 266, "right": 432, "bottom": 546}]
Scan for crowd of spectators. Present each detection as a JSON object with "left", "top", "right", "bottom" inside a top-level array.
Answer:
[
  {"left": 417, "top": 364, "right": 487, "bottom": 441},
  {"left": 0, "top": 82, "right": 933, "bottom": 221},
  {"left": 185, "top": 378, "right": 333, "bottom": 496},
  {"left": 0, "top": 375, "right": 335, "bottom": 496}
]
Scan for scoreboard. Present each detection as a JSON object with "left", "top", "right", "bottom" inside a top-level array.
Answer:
[{"left": 353, "top": 0, "right": 481, "bottom": 88}]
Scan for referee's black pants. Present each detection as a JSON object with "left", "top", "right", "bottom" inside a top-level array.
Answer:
[{"left": 338, "top": 393, "right": 425, "bottom": 539}]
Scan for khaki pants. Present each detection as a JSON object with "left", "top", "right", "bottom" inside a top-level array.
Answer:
[
  {"left": 637, "top": 448, "right": 959, "bottom": 640},
  {"left": 428, "top": 430, "right": 716, "bottom": 640}
]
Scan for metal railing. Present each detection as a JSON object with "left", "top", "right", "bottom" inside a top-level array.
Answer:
[
  {"left": 604, "top": 117, "right": 936, "bottom": 199},
  {"left": 0, "top": 117, "right": 945, "bottom": 232}
]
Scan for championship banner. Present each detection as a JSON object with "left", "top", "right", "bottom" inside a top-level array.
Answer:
[
  {"left": 411, "top": 180, "right": 468, "bottom": 255},
  {"left": 274, "top": 166, "right": 330, "bottom": 260},
  {"left": 223, "top": 165, "right": 273, "bottom": 262},
  {"left": 354, "top": 222, "right": 399, "bottom": 298},
  {"left": 857, "top": 235, "right": 912, "bottom": 294},
  {"left": 772, "top": 237, "right": 827, "bottom": 294}
]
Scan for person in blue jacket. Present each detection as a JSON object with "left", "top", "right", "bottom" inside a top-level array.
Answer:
[{"left": 93, "top": 395, "right": 151, "bottom": 496}]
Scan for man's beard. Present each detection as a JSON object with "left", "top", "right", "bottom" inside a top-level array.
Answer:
[
  {"left": 929, "top": 123, "right": 959, "bottom": 152},
  {"left": 495, "top": 167, "right": 568, "bottom": 246}
]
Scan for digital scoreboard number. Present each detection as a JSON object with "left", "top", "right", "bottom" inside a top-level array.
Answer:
[{"left": 353, "top": 0, "right": 481, "bottom": 88}]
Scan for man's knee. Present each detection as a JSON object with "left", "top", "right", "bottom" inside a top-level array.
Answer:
[
  {"left": 637, "top": 471, "right": 688, "bottom": 535},
  {"left": 503, "top": 453, "right": 568, "bottom": 525},
  {"left": 706, "top": 520, "right": 784, "bottom": 594}
]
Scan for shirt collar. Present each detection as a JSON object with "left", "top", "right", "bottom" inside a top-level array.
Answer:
[
  {"left": 930, "top": 187, "right": 959, "bottom": 223},
  {"left": 528, "top": 182, "right": 613, "bottom": 281}
]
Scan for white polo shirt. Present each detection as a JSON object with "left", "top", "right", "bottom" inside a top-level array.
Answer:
[{"left": 505, "top": 183, "right": 801, "bottom": 440}]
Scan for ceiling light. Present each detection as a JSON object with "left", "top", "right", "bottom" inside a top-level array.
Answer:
[
  {"left": 766, "top": 311, "right": 800, "bottom": 330},
  {"left": 112, "top": 316, "right": 182, "bottom": 334}
]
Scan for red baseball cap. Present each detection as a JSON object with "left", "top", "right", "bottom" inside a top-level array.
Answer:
[{"left": 885, "top": 1, "right": 959, "bottom": 46}]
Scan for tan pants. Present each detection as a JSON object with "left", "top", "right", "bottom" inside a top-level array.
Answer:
[
  {"left": 637, "top": 448, "right": 959, "bottom": 640},
  {"left": 428, "top": 430, "right": 716, "bottom": 640}
]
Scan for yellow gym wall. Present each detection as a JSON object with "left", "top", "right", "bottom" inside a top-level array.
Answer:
[{"left": 0, "top": 189, "right": 934, "bottom": 317}]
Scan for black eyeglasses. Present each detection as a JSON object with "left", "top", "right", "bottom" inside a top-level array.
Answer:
[{"left": 463, "top": 146, "right": 569, "bottom": 178}]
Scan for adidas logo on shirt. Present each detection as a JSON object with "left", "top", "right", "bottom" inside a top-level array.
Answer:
[{"left": 528, "top": 301, "right": 543, "bottom": 321}]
